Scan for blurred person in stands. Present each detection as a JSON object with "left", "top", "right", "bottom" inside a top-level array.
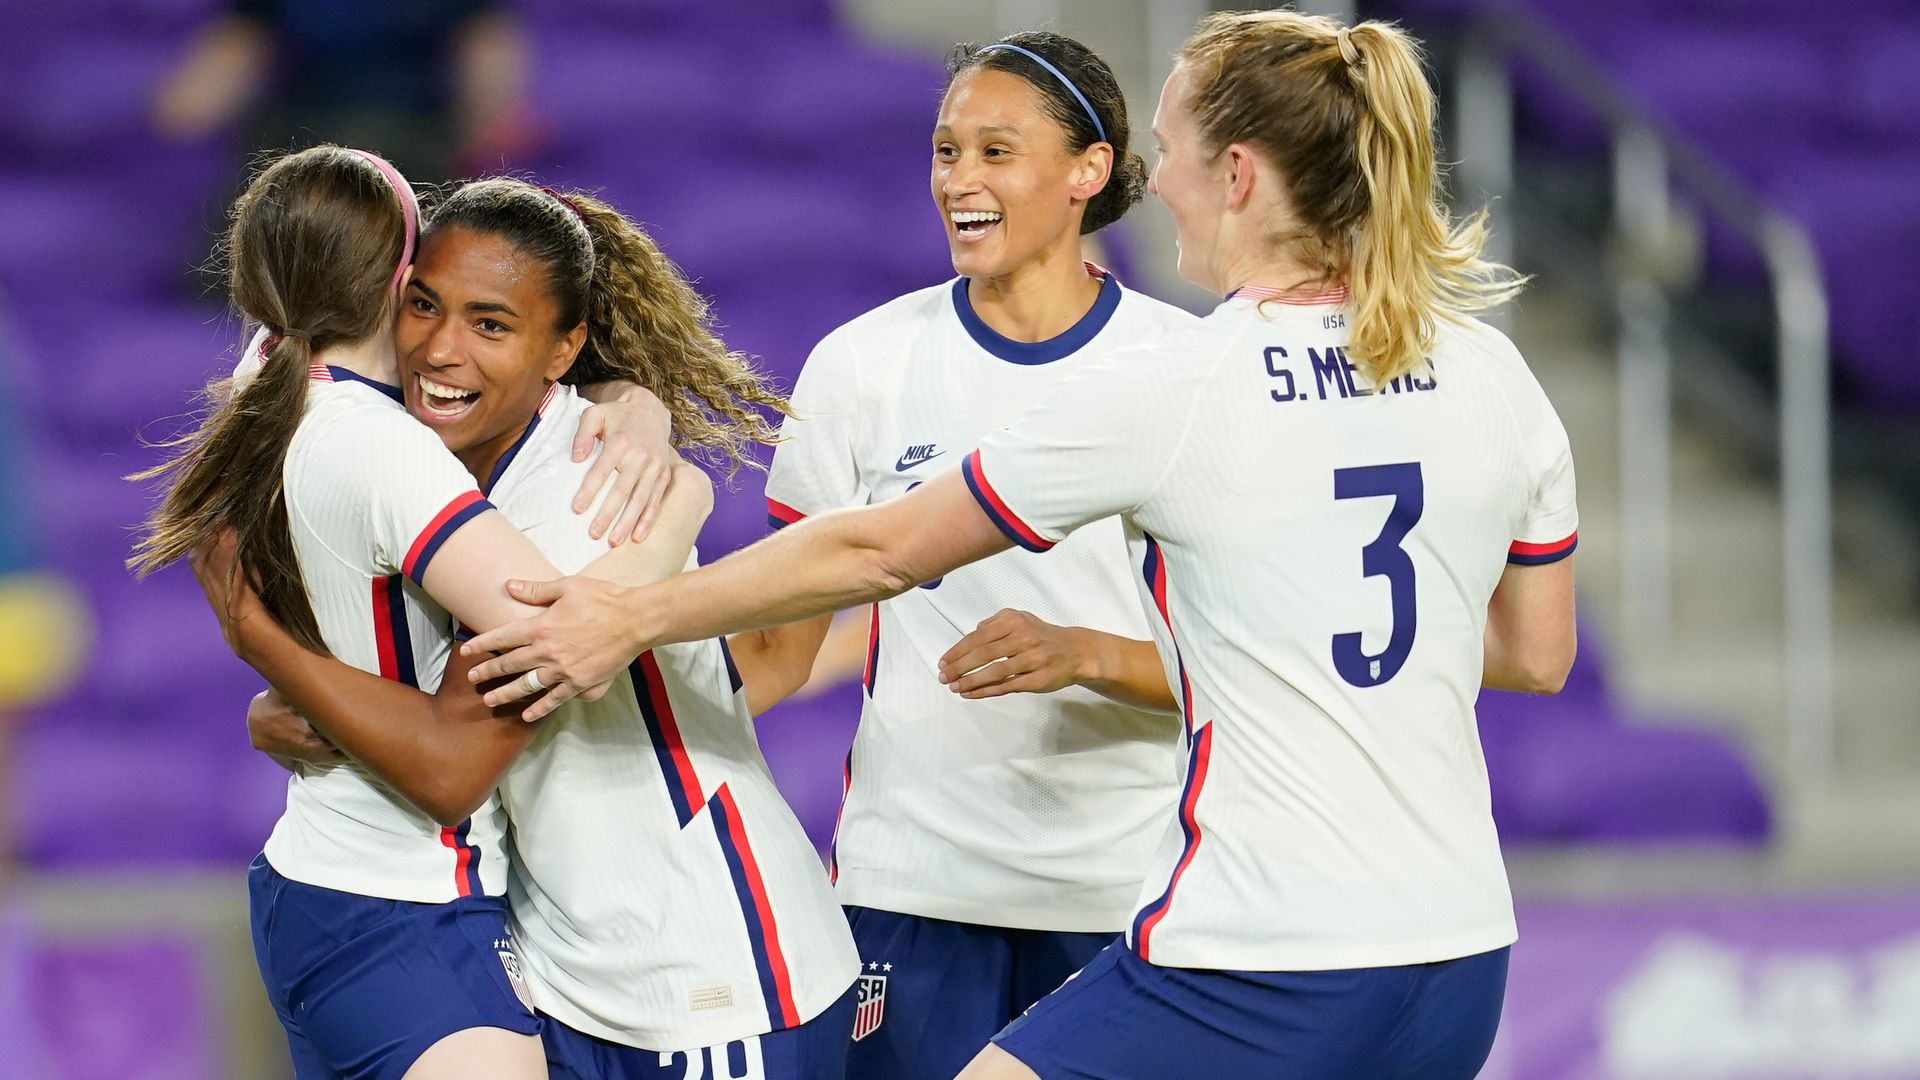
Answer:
[
  {"left": 457, "top": 10, "right": 1579, "bottom": 1078},
  {"left": 153, "top": 0, "right": 535, "bottom": 185}
]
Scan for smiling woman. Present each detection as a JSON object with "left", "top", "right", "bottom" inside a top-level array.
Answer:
[
  {"left": 410, "top": 179, "right": 789, "bottom": 480},
  {"left": 683, "top": 28, "right": 1207, "bottom": 1080}
]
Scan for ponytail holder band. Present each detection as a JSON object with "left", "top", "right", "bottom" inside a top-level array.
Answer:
[
  {"left": 345, "top": 149, "right": 418, "bottom": 291},
  {"left": 541, "top": 186, "right": 586, "bottom": 221},
  {"left": 280, "top": 328, "right": 313, "bottom": 342},
  {"left": 976, "top": 43, "right": 1107, "bottom": 144},
  {"left": 1336, "top": 27, "right": 1361, "bottom": 66}
]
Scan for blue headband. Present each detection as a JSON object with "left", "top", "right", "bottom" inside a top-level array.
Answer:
[{"left": 976, "top": 43, "right": 1107, "bottom": 144}]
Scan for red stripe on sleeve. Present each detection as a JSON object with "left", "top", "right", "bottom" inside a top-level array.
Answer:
[
  {"left": 402, "top": 490, "right": 488, "bottom": 580},
  {"left": 1509, "top": 532, "right": 1578, "bottom": 557},
  {"left": 962, "top": 451, "right": 1055, "bottom": 552}
]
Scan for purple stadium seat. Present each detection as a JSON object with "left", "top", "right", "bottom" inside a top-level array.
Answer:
[
  {"left": 14, "top": 722, "right": 264, "bottom": 866},
  {"left": 0, "top": 39, "right": 180, "bottom": 161},
  {"left": 0, "top": 173, "right": 217, "bottom": 302},
  {"left": 524, "top": 0, "right": 834, "bottom": 36},
  {"left": 1483, "top": 697, "right": 1772, "bottom": 843},
  {"left": 529, "top": 29, "right": 745, "bottom": 160},
  {"left": 12, "top": 0, "right": 222, "bottom": 34},
  {"left": 19, "top": 303, "right": 238, "bottom": 447},
  {"left": 1846, "top": 20, "right": 1920, "bottom": 143},
  {"left": 1760, "top": 151, "right": 1920, "bottom": 409}
]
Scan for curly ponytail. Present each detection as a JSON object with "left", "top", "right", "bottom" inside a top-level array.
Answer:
[
  {"left": 561, "top": 191, "right": 789, "bottom": 476},
  {"left": 1178, "top": 12, "right": 1526, "bottom": 386},
  {"left": 427, "top": 180, "right": 789, "bottom": 477}
]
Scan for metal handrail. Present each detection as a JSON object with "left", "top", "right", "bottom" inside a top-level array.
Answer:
[{"left": 1453, "top": 7, "right": 1833, "bottom": 777}]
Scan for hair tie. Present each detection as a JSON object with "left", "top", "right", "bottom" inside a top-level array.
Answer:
[
  {"left": 541, "top": 185, "right": 586, "bottom": 221},
  {"left": 280, "top": 327, "right": 313, "bottom": 342},
  {"left": 344, "top": 149, "right": 418, "bottom": 291},
  {"left": 1336, "top": 27, "right": 1361, "bottom": 66},
  {"left": 976, "top": 43, "right": 1107, "bottom": 144}
]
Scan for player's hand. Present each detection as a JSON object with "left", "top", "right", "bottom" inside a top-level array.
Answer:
[
  {"left": 188, "top": 528, "right": 268, "bottom": 659},
  {"left": 461, "top": 576, "right": 649, "bottom": 722},
  {"left": 573, "top": 385, "right": 674, "bottom": 546},
  {"left": 247, "top": 688, "right": 344, "bottom": 772},
  {"left": 937, "top": 609, "right": 1091, "bottom": 700}
]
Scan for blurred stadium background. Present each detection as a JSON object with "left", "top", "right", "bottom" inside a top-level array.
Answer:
[{"left": 2, "top": 0, "right": 1917, "bottom": 1075}]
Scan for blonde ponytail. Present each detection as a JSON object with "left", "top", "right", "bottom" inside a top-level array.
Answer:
[{"left": 1178, "top": 12, "right": 1526, "bottom": 386}]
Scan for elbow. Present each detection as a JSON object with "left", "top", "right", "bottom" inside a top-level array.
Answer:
[
  {"left": 865, "top": 546, "right": 919, "bottom": 602},
  {"left": 417, "top": 777, "right": 492, "bottom": 829},
  {"left": 1518, "top": 641, "right": 1577, "bottom": 696}
]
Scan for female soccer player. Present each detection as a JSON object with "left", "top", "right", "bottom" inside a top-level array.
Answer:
[
  {"left": 464, "top": 11, "right": 1580, "bottom": 1079},
  {"left": 732, "top": 29, "right": 1198, "bottom": 1080},
  {"left": 133, "top": 147, "right": 679, "bottom": 1080},
  {"left": 190, "top": 177, "right": 863, "bottom": 1080}
]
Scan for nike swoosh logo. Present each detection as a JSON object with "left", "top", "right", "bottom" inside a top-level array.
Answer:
[{"left": 894, "top": 449, "right": 946, "bottom": 472}]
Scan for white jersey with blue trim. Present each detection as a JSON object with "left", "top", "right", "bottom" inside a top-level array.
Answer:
[
  {"left": 763, "top": 269, "right": 1201, "bottom": 932},
  {"left": 248, "top": 331, "right": 510, "bottom": 903},
  {"left": 965, "top": 287, "right": 1578, "bottom": 971},
  {"left": 490, "top": 385, "right": 859, "bottom": 1051}
]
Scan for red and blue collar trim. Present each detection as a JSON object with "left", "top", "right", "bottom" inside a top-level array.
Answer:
[
  {"left": 309, "top": 364, "right": 404, "bottom": 404},
  {"left": 480, "top": 383, "right": 560, "bottom": 496}
]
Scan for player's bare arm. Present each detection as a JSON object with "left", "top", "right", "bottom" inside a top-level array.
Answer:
[
  {"left": 1482, "top": 555, "right": 1577, "bottom": 694},
  {"left": 193, "top": 460, "right": 712, "bottom": 823},
  {"left": 464, "top": 469, "right": 1015, "bottom": 720},
  {"left": 724, "top": 615, "right": 837, "bottom": 717},
  {"left": 194, "top": 530, "right": 537, "bottom": 825},
  {"left": 938, "top": 609, "right": 1178, "bottom": 714}
]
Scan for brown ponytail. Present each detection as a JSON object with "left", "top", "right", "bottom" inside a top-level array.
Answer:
[
  {"left": 1178, "top": 12, "right": 1526, "bottom": 386},
  {"left": 130, "top": 146, "right": 410, "bottom": 654}
]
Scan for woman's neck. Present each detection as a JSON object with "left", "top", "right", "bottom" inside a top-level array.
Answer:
[
  {"left": 967, "top": 242, "right": 1103, "bottom": 343},
  {"left": 313, "top": 327, "right": 400, "bottom": 386},
  {"left": 1217, "top": 246, "right": 1342, "bottom": 300}
]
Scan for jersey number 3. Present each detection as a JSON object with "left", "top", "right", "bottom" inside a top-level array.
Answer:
[{"left": 1332, "top": 463, "right": 1423, "bottom": 688}]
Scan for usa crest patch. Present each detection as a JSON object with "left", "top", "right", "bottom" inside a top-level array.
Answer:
[{"left": 852, "top": 973, "right": 887, "bottom": 1041}]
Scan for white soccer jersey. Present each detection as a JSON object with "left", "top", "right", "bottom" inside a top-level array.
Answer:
[
  {"left": 491, "top": 386, "right": 860, "bottom": 1051},
  {"left": 967, "top": 287, "right": 1578, "bottom": 972},
  {"left": 263, "top": 347, "right": 508, "bottom": 903},
  {"left": 764, "top": 270, "right": 1199, "bottom": 931}
]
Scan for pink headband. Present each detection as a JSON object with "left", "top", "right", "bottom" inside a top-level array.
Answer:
[{"left": 346, "top": 149, "right": 418, "bottom": 290}]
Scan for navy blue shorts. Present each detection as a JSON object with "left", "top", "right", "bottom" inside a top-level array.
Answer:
[
  {"left": 843, "top": 906, "right": 1116, "bottom": 1080},
  {"left": 993, "top": 942, "right": 1509, "bottom": 1080},
  {"left": 542, "top": 981, "right": 856, "bottom": 1079},
  {"left": 247, "top": 854, "right": 542, "bottom": 1080}
]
